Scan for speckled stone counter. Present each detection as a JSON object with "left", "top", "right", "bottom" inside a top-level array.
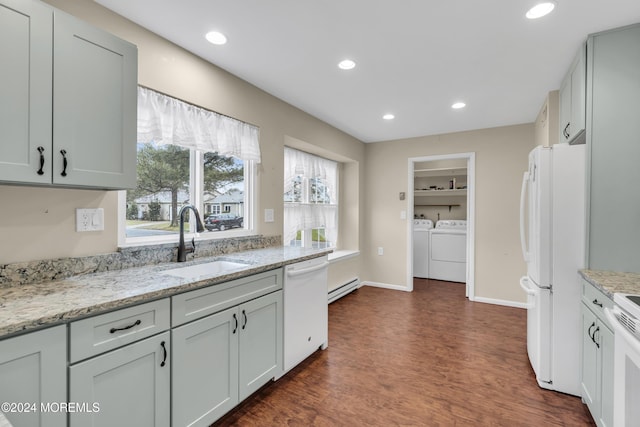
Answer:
[
  {"left": 0, "top": 246, "right": 331, "bottom": 339},
  {"left": 579, "top": 269, "right": 640, "bottom": 299}
]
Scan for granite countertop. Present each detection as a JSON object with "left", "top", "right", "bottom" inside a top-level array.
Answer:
[
  {"left": 579, "top": 269, "right": 640, "bottom": 299},
  {"left": 0, "top": 246, "right": 331, "bottom": 339}
]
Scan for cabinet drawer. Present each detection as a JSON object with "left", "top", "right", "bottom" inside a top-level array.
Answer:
[
  {"left": 70, "top": 299, "right": 170, "bottom": 363},
  {"left": 582, "top": 280, "right": 613, "bottom": 323},
  {"left": 172, "top": 268, "right": 283, "bottom": 327}
]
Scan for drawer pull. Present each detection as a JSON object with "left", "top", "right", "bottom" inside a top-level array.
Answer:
[
  {"left": 588, "top": 321, "right": 596, "bottom": 340},
  {"left": 109, "top": 319, "right": 141, "bottom": 334},
  {"left": 592, "top": 299, "right": 603, "bottom": 308},
  {"left": 160, "top": 341, "right": 167, "bottom": 367}
]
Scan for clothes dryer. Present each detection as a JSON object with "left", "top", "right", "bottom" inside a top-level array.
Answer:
[{"left": 412, "top": 219, "right": 433, "bottom": 278}]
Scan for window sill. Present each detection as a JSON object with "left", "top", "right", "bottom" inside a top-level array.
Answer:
[
  {"left": 328, "top": 250, "right": 360, "bottom": 263},
  {"left": 118, "top": 229, "right": 258, "bottom": 249}
]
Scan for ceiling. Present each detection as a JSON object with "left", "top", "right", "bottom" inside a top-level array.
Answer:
[{"left": 96, "top": 0, "right": 640, "bottom": 143}]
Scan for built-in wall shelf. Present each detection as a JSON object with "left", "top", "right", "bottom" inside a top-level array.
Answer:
[
  {"left": 414, "top": 203, "right": 461, "bottom": 212},
  {"left": 414, "top": 167, "right": 467, "bottom": 178},
  {"left": 414, "top": 189, "right": 467, "bottom": 197}
]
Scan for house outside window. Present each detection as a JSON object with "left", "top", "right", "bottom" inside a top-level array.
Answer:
[{"left": 284, "top": 147, "right": 338, "bottom": 249}]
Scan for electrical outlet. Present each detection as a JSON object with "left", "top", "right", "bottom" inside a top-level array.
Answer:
[
  {"left": 377, "top": 247, "right": 384, "bottom": 256},
  {"left": 264, "top": 209, "right": 274, "bottom": 223},
  {"left": 76, "top": 208, "right": 104, "bottom": 232}
]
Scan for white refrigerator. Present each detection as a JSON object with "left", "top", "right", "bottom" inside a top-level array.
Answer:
[{"left": 519, "top": 143, "right": 586, "bottom": 397}]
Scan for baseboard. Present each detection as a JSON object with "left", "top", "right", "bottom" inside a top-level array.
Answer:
[
  {"left": 471, "top": 296, "right": 527, "bottom": 309},
  {"left": 361, "top": 281, "right": 411, "bottom": 292},
  {"left": 328, "top": 278, "right": 360, "bottom": 304}
]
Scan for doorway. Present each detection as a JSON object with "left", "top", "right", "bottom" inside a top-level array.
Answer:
[{"left": 406, "top": 152, "right": 475, "bottom": 300}]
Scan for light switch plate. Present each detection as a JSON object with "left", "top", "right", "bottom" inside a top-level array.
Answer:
[{"left": 76, "top": 208, "right": 104, "bottom": 232}]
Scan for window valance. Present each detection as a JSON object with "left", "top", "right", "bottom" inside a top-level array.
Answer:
[{"left": 137, "top": 86, "right": 261, "bottom": 163}]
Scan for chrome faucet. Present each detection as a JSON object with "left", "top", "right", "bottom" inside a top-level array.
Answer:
[{"left": 177, "top": 205, "right": 205, "bottom": 262}]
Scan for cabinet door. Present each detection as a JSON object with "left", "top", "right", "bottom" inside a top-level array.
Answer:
[
  {"left": 558, "top": 73, "right": 572, "bottom": 142},
  {"left": 581, "top": 306, "right": 598, "bottom": 413},
  {"left": 0, "top": 0, "right": 52, "bottom": 185},
  {"left": 587, "top": 25, "right": 640, "bottom": 272},
  {"left": 238, "top": 291, "right": 283, "bottom": 401},
  {"left": 69, "top": 332, "right": 170, "bottom": 427},
  {"left": 598, "top": 324, "right": 614, "bottom": 427},
  {"left": 0, "top": 326, "right": 66, "bottom": 427},
  {"left": 52, "top": 10, "right": 137, "bottom": 189},
  {"left": 172, "top": 308, "right": 239, "bottom": 427},
  {"left": 569, "top": 47, "right": 586, "bottom": 141}
]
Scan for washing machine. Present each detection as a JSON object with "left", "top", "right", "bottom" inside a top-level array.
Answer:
[
  {"left": 413, "top": 219, "right": 433, "bottom": 278},
  {"left": 429, "top": 220, "right": 467, "bottom": 282}
]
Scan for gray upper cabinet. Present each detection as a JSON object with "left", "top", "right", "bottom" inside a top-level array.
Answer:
[
  {"left": 558, "top": 44, "right": 586, "bottom": 145},
  {"left": 0, "top": 0, "right": 137, "bottom": 190},
  {"left": 0, "top": 0, "right": 53, "bottom": 185},
  {"left": 586, "top": 24, "right": 640, "bottom": 273}
]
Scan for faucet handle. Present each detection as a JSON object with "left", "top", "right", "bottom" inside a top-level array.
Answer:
[{"left": 190, "top": 237, "right": 196, "bottom": 253}]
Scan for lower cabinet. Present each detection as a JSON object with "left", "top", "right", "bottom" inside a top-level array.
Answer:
[
  {"left": 69, "top": 331, "right": 171, "bottom": 427},
  {"left": 172, "top": 290, "right": 283, "bottom": 427},
  {"left": 0, "top": 325, "right": 67, "bottom": 427},
  {"left": 581, "top": 281, "right": 614, "bottom": 427}
]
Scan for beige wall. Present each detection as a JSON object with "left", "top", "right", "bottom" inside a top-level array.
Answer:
[
  {"left": 363, "top": 124, "right": 536, "bottom": 303},
  {"left": 1, "top": 0, "right": 365, "bottom": 293},
  {"left": 2, "top": 0, "right": 543, "bottom": 304}
]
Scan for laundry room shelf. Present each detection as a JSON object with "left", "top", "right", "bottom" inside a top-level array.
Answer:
[
  {"left": 414, "top": 189, "right": 467, "bottom": 197},
  {"left": 414, "top": 203, "right": 461, "bottom": 212}
]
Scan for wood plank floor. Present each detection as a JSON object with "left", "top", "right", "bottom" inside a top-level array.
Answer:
[{"left": 214, "top": 279, "right": 596, "bottom": 426}]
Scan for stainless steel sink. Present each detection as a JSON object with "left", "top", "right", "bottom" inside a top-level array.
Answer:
[{"left": 161, "top": 260, "right": 249, "bottom": 279}]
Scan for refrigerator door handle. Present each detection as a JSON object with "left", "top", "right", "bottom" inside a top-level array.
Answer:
[{"left": 520, "top": 171, "right": 530, "bottom": 263}]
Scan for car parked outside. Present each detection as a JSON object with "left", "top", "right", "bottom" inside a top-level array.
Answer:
[{"left": 204, "top": 214, "right": 244, "bottom": 231}]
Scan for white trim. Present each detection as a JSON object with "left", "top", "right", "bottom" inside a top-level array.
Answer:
[
  {"left": 361, "top": 281, "right": 412, "bottom": 292},
  {"left": 472, "top": 296, "right": 528, "bottom": 309},
  {"left": 406, "top": 152, "right": 476, "bottom": 300}
]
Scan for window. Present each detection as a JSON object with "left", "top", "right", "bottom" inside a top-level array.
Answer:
[
  {"left": 284, "top": 147, "right": 338, "bottom": 249},
  {"left": 122, "top": 87, "right": 259, "bottom": 243}
]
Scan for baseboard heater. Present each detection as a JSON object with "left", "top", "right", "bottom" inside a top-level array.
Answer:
[{"left": 328, "top": 278, "right": 360, "bottom": 304}]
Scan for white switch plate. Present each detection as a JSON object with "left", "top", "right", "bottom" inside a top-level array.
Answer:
[
  {"left": 264, "top": 208, "right": 274, "bottom": 223},
  {"left": 76, "top": 208, "right": 104, "bottom": 232},
  {"left": 378, "top": 247, "right": 384, "bottom": 256}
]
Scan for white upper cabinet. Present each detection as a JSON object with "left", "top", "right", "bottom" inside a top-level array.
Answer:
[
  {"left": 0, "top": 0, "right": 137, "bottom": 190},
  {"left": 558, "top": 45, "right": 586, "bottom": 145}
]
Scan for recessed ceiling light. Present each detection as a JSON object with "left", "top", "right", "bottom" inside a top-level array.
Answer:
[
  {"left": 451, "top": 102, "right": 466, "bottom": 109},
  {"left": 383, "top": 114, "right": 395, "bottom": 120},
  {"left": 338, "top": 59, "right": 356, "bottom": 70},
  {"left": 526, "top": 1, "right": 556, "bottom": 19},
  {"left": 205, "top": 31, "right": 227, "bottom": 45}
]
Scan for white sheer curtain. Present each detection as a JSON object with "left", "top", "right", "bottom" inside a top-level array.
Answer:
[
  {"left": 137, "top": 86, "right": 261, "bottom": 162},
  {"left": 284, "top": 147, "right": 338, "bottom": 247}
]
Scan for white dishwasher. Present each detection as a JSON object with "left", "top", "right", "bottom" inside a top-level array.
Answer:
[{"left": 283, "top": 255, "right": 329, "bottom": 373}]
